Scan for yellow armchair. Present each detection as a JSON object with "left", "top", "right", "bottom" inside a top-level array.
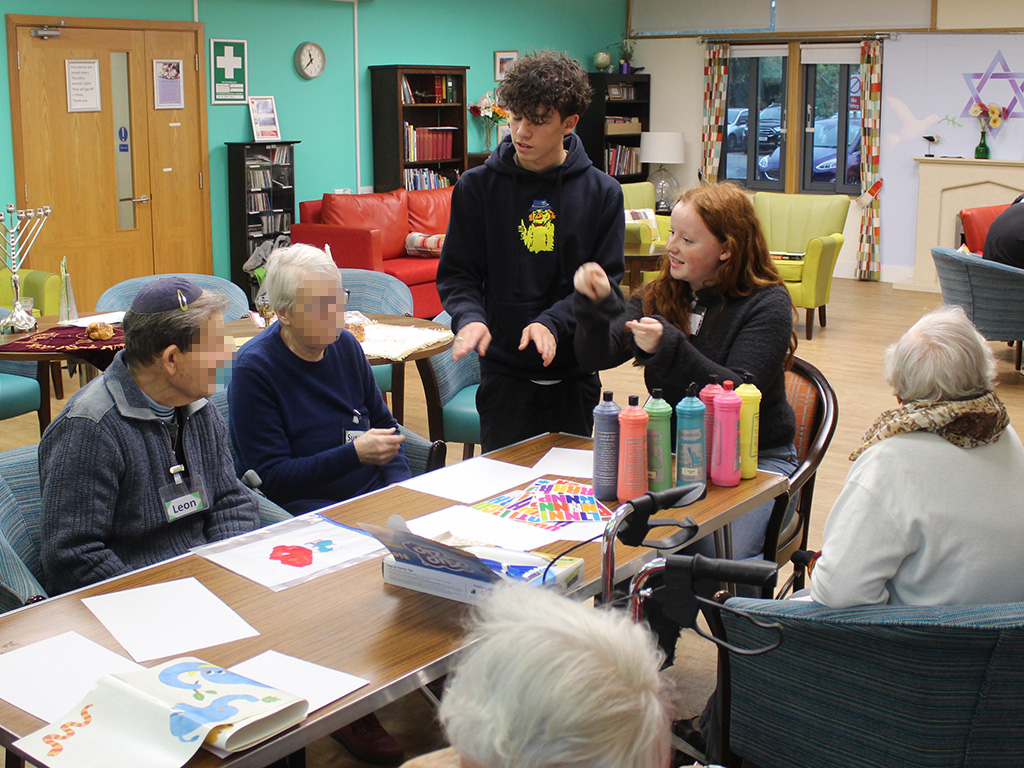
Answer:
[
  {"left": 621, "top": 181, "right": 671, "bottom": 244},
  {"left": 0, "top": 268, "right": 61, "bottom": 317},
  {"left": 752, "top": 192, "right": 850, "bottom": 340}
]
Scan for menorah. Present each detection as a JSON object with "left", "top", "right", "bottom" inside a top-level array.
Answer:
[{"left": 1, "top": 203, "right": 52, "bottom": 333}]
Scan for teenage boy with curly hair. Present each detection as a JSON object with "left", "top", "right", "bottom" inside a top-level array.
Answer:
[{"left": 438, "top": 50, "right": 625, "bottom": 452}]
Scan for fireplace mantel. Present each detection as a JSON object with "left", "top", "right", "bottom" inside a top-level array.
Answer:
[{"left": 906, "top": 156, "right": 1024, "bottom": 292}]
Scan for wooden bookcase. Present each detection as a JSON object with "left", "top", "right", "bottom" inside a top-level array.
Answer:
[
  {"left": 369, "top": 65, "right": 469, "bottom": 192},
  {"left": 576, "top": 73, "right": 651, "bottom": 183},
  {"left": 226, "top": 141, "right": 299, "bottom": 302}
]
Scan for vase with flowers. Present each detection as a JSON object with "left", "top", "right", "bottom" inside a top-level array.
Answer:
[
  {"left": 469, "top": 92, "right": 508, "bottom": 151},
  {"left": 969, "top": 101, "right": 1005, "bottom": 159}
]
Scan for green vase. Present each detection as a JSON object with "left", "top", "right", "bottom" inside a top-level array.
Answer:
[{"left": 975, "top": 130, "right": 990, "bottom": 159}]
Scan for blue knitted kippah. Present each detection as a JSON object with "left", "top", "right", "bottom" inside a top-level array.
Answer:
[{"left": 130, "top": 277, "right": 203, "bottom": 314}]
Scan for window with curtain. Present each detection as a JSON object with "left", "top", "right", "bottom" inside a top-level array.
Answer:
[
  {"left": 719, "top": 45, "right": 788, "bottom": 190},
  {"left": 718, "top": 42, "right": 864, "bottom": 195}
]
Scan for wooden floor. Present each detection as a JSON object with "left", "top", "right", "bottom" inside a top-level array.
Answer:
[{"left": 6, "top": 277, "right": 1024, "bottom": 765}]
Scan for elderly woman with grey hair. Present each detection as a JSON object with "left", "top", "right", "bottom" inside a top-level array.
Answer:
[
  {"left": 437, "top": 585, "right": 675, "bottom": 768},
  {"left": 810, "top": 305, "right": 1024, "bottom": 608},
  {"left": 229, "top": 243, "right": 409, "bottom": 517}
]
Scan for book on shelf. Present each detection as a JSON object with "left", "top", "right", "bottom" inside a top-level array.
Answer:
[
  {"left": 272, "top": 145, "right": 292, "bottom": 164},
  {"left": 403, "top": 167, "right": 456, "bottom": 190},
  {"left": 14, "top": 656, "right": 308, "bottom": 767},
  {"left": 770, "top": 251, "right": 805, "bottom": 261},
  {"left": 604, "top": 145, "right": 640, "bottom": 176},
  {"left": 401, "top": 74, "right": 413, "bottom": 105}
]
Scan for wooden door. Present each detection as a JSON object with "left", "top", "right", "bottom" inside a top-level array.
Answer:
[{"left": 7, "top": 17, "right": 211, "bottom": 312}]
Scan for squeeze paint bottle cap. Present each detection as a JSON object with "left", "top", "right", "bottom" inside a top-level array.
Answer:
[
  {"left": 675, "top": 382, "right": 706, "bottom": 485},
  {"left": 710, "top": 381, "right": 742, "bottom": 487},
  {"left": 736, "top": 372, "right": 762, "bottom": 480},
  {"left": 592, "top": 391, "right": 621, "bottom": 502},
  {"left": 644, "top": 388, "right": 674, "bottom": 492},
  {"left": 699, "top": 375, "right": 725, "bottom": 469},
  {"left": 617, "top": 395, "right": 649, "bottom": 504}
]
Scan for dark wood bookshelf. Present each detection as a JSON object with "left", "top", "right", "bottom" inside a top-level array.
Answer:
[
  {"left": 226, "top": 141, "right": 299, "bottom": 303},
  {"left": 576, "top": 73, "right": 651, "bottom": 181},
  {"left": 369, "top": 65, "right": 469, "bottom": 192}
]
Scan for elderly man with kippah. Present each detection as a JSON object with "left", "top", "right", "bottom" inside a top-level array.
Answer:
[{"left": 39, "top": 277, "right": 261, "bottom": 595}]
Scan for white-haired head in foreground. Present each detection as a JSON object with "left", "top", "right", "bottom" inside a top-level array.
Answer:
[
  {"left": 262, "top": 243, "right": 342, "bottom": 313},
  {"left": 439, "top": 584, "right": 673, "bottom": 768},
  {"left": 885, "top": 305, "right": 996, "bottom": 403}
]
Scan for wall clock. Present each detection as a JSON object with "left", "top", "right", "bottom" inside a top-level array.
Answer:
[{"left": 294, "top": 42, "right": 325, "bottom": 80}]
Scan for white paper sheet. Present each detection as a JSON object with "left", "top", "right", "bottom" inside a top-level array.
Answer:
[
  {"left": 230, "top": 650, "right": 369, "bottom": 714},
  {"left": 532, "top": 447, "right": 594, "bottom": 479},
  {"left": 549, "top": 521, "right": 609, "bottom": 542},
  {"left": 407, "top": 505, "right": 563, "bottom": 551},
  {"left": 396, "top": 457, "right": 541, "bottom": 504},
  {"left": 195, "top": 514, "right": 386, "bottom": 591},
  {"left": 63, "top": 311, "right": 126, "bottom": 327},
  {"left": 82, "top": 577, "right": 259, "bottom": 663},
  {"left": 0, "top": 631, "right": 142, "bottom": 723}
]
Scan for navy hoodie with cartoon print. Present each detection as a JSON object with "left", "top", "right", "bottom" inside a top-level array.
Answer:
[{"left": 437, "top": 132, "right": 625, "bottom": 381}]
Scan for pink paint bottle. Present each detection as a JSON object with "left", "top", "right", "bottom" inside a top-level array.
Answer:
[
  {"left": 710, "top": 380, "right": 742, "bottom": 487},
  {"left": 699, "top": 375, "right": 724, "bottom": 470}
]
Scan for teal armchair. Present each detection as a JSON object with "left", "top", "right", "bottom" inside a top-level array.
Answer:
[{"left": 713, "top": 596, "right": 1024, "bottom": 768}]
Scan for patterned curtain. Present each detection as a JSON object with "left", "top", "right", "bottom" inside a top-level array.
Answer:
[
  {"left": 700, "top": 43, "right": 729, "bottom": 184},
  {"left": 856, "top": 39, "right": 882, "bottom": 280}
]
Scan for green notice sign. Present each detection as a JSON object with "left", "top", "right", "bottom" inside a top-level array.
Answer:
[{"left": 210, "top": 38, "right": 248, "bottom": 105}]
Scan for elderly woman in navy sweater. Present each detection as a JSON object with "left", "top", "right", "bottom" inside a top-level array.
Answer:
[
  {"left": 229, "top": 244, "right": 409, "bottom": 763},
  {"left": 573, "top": 183, "right": 797, "bottom": 562},
  {"left": 229, "top": 244, "right": 409, "bottom": 514}
]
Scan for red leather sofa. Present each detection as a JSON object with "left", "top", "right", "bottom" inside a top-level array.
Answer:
[
  {"left": 292, "top": 186, "right": 453, "bottom": 318},
  {"left": 959, "top": 203, "right": 1011, "bottom": 254}
]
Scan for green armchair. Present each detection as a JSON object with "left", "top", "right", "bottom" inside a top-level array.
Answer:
[
  {"left": 621, "top": 181, "right": 671, "bottom": 244},
  {"left": 0, "top": 269, "right": 61, "bottom": 317},
  {"left": 752, "top": 192, "right": 850, "bottom": 340}
]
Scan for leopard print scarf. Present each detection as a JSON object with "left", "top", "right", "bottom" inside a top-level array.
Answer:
[{"left": 850, "top": 391, "right": 1009, "bottom": 461}]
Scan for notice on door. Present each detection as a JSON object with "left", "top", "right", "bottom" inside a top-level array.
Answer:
[{"left": 66, "top": 59, "right": 101, "bottom": 112}]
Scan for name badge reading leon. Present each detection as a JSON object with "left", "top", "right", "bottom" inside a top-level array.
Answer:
[{"left": 158, "top": 474, "right": 210, "bottom": 522}]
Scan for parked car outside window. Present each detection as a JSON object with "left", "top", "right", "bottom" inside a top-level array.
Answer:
[{"left": 726, "top": 108, "right": 748, "bottom": 151}]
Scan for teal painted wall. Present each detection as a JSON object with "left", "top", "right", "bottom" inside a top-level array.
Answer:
[{"left": 1, "top": 0, "right": 624, "bottom": 287}]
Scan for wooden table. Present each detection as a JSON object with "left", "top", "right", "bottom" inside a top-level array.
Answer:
[
  {"left": 624, "top": 242, "right": 667, "bottom": 294},
  {"left": 0, "top": 432, "right": 786, "bottom": 768}
]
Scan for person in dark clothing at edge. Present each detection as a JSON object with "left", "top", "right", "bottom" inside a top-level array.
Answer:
[
  {"left": 982, "top": 192, "right": 1024, "bottom": 270},
  {"left": 437, "top": 50, "right": 625, "bottom": 452}
]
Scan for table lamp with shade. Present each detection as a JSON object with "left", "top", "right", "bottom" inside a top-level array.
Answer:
[{"left": 639, "top": 132, "right": 685, "bottom": 214}]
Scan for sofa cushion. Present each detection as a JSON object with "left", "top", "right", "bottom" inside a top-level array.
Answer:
[
  {"left": 384, "top": 256, "right": 440, "bottom": 287},
  {"left": 406, "top": 232, "right": 446, "bottom": 257},
  {"left": 321, "top": 190, "right": 409, "bottom": 260},
  {"left": 407, "top": 186, "right": 454, "bottom": 234}
]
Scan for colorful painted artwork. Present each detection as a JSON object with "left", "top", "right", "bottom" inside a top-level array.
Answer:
[
  {"left": 14, "top": 657, "right": 307, "bottom": 767},
  {"left": 472, "top": 478, "right": 612, "bottom": 525},
  {"left": 194, "top": 513, "right": 385, "bottom": 590}
]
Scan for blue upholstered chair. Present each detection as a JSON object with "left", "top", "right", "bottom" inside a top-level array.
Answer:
[
  {"left": 712, "top": 596, "right": 1024, "bottom": 768},
  {"left": 0, "top": 446, "right": 47, "bottom": 612},
  {"left": 0, "top": 309, "right": 43, "bottom": 433},
  {"left": 0, "top": 440, "right": 293, "bottom": 612},
  {"left": 420, "top": 311, "right": 481, "bottom": 460},
  {"left": 95, "top": 273, "right": 251, "bottom": 319},
  {"left": 931, "top": 246, "right": 1024, "bottom": 370},
  {"left": 339, "top": 268, "right": 416, "bottom": 423}
]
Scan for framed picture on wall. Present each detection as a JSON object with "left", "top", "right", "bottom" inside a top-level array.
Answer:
[
  {"left": 248, "top": 95, "right": 281, "bottom": 142},
  {"left": 495, "top": 51, "right": 518, "bottom": 81}
]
